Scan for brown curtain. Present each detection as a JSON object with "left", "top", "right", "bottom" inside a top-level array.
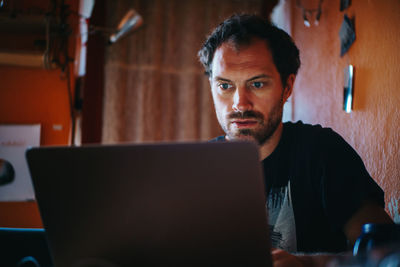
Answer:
[{"left": 102, "top": 0, "right": 270, "bottom": 143}]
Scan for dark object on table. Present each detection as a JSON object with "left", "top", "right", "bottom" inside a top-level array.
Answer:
[
  {"left": 330, "top": 225, "right": 400, "bottom": 266},
  {"left": 353, "top": 223, "right": 400, "bottom": 256},
  {"left": 0, "top": 228, "right": 53, "bottom": 267}
]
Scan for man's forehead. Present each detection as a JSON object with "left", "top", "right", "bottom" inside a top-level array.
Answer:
[
  {"left": 211, "top": 39, "right": 275, "bottom": 77},
  {"left": 222, "top": 37, "right": 270, "bottom": 52}
]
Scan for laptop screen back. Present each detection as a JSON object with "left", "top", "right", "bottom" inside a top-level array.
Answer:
[{"left": 26, "top": 142, "right": 271, "bottom": 267}]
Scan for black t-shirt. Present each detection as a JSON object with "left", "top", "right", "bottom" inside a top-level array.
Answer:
[{"left": 212, "top": 121, "right": 384, "bottom": 253}]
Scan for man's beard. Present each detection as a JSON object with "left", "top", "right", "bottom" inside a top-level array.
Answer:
[{"left": 222, "top": 98, "right": 284, "bottom": 145}]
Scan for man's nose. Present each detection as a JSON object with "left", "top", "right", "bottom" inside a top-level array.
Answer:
[{"left": 232, "top": 87, "right": 252, "bottom": 112}]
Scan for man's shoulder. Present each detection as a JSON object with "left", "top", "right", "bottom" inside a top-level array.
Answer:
[
  {"left": 283, "top": 120, "right": 336, "bottom": 139},
  {"left": 284, "top": 120, "right": 325, "bottom": 132},
  {"left": 283, "top": 120, "right": 346, "bottom": 151},
  {"left": 284, "top": 121, "right": 361, "bottom": 163}
]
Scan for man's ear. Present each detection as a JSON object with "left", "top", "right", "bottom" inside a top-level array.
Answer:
[{"left": 283, "top": 74, "right": 296, "bottom": 101}]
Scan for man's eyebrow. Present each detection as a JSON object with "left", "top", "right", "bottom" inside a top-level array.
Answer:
[
  {"left": 247, "top": 74, "right": 272, "bottom": 82},
  {"left": 213, "top": 74, "right": 272, "bottom": 82},
  {"left": 213, "top": 76, "right": 232, "bottom": 82}
]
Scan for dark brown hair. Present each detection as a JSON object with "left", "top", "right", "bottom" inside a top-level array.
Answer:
[{"left": 198, "top": 14, "right": 301, "bottom": 86}]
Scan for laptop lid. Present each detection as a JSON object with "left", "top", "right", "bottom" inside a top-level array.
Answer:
[{"left": 26, "top": 141, "right": 271, "bottom": 267}]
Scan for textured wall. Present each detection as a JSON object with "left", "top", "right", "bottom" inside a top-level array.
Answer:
[{"left": 288, "top": 0, "right": 400, "bottom": 220}]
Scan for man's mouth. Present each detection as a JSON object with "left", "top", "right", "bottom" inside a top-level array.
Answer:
[{"left": 231, "top": 119, "right": 258, "bottom": 128}]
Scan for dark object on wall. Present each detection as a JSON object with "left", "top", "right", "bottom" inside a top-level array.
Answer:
[
  {"left": 339, "top": 14, "right": 355, "bottom": 56},
  {"left": 0, "top": 158, "right": 15, "bottom": 186},
  {"left": 0, "top": 228, "right": 53, "bottom": 267},
  {"left": 340, "top": 0, "right": 351, "bottom": 11}
]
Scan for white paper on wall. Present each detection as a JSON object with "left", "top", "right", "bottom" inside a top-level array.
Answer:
[{"left": 0, "top": 124, "right": 41, "bottom": 201}]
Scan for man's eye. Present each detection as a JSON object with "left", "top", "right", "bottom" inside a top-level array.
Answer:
[
  {"left": 218, "top": 83, "right": 232, "bottom": 90},
  {"left": 252, "top": 81, "right": 264, "bottom": 88}
]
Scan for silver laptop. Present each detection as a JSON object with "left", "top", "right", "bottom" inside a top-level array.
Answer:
[{"left": 26, "top": 141, "right": 271, "bottom": 267}]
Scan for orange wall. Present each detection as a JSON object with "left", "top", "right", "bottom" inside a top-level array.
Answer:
[
  {"left": 0, "top": 67, "right": 72, "bottom": 145},
  {"left": 0, "top": 66, "right": 73, "bottom": 228},
  {"left": 288, "top": 0, "right": 400, "bottom": 220},
  {"left": 0, "top": 0, "right": 78, "bottom": 227}
]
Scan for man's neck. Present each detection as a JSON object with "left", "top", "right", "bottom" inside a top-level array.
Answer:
[{"left": 258, "top": 122, "right": 284, "bottom": 161}]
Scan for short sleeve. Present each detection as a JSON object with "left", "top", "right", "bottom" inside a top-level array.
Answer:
[{"left": 317, "top": 129, "right": 385, "bottom": 230}]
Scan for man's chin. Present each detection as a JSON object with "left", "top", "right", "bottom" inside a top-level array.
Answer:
[{"left": 227, "top": 131, "right": 259, "bottom": 143}]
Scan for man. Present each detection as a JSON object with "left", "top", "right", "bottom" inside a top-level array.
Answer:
[{"left": 198, "top": 14, "right": 393, "bottom": 266}]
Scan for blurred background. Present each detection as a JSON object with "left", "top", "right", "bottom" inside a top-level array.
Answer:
[{"left": 0, "top": 0, "right": 399, "bottom": 231}]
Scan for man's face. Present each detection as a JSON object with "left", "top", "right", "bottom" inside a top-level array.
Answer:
[{"left": 210, "top": 38, "right": 292, "bottom": 145}]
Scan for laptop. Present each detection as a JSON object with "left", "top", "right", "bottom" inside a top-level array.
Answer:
[{"left": 26, "top": 141, "right": 271, "bottom": 267}]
